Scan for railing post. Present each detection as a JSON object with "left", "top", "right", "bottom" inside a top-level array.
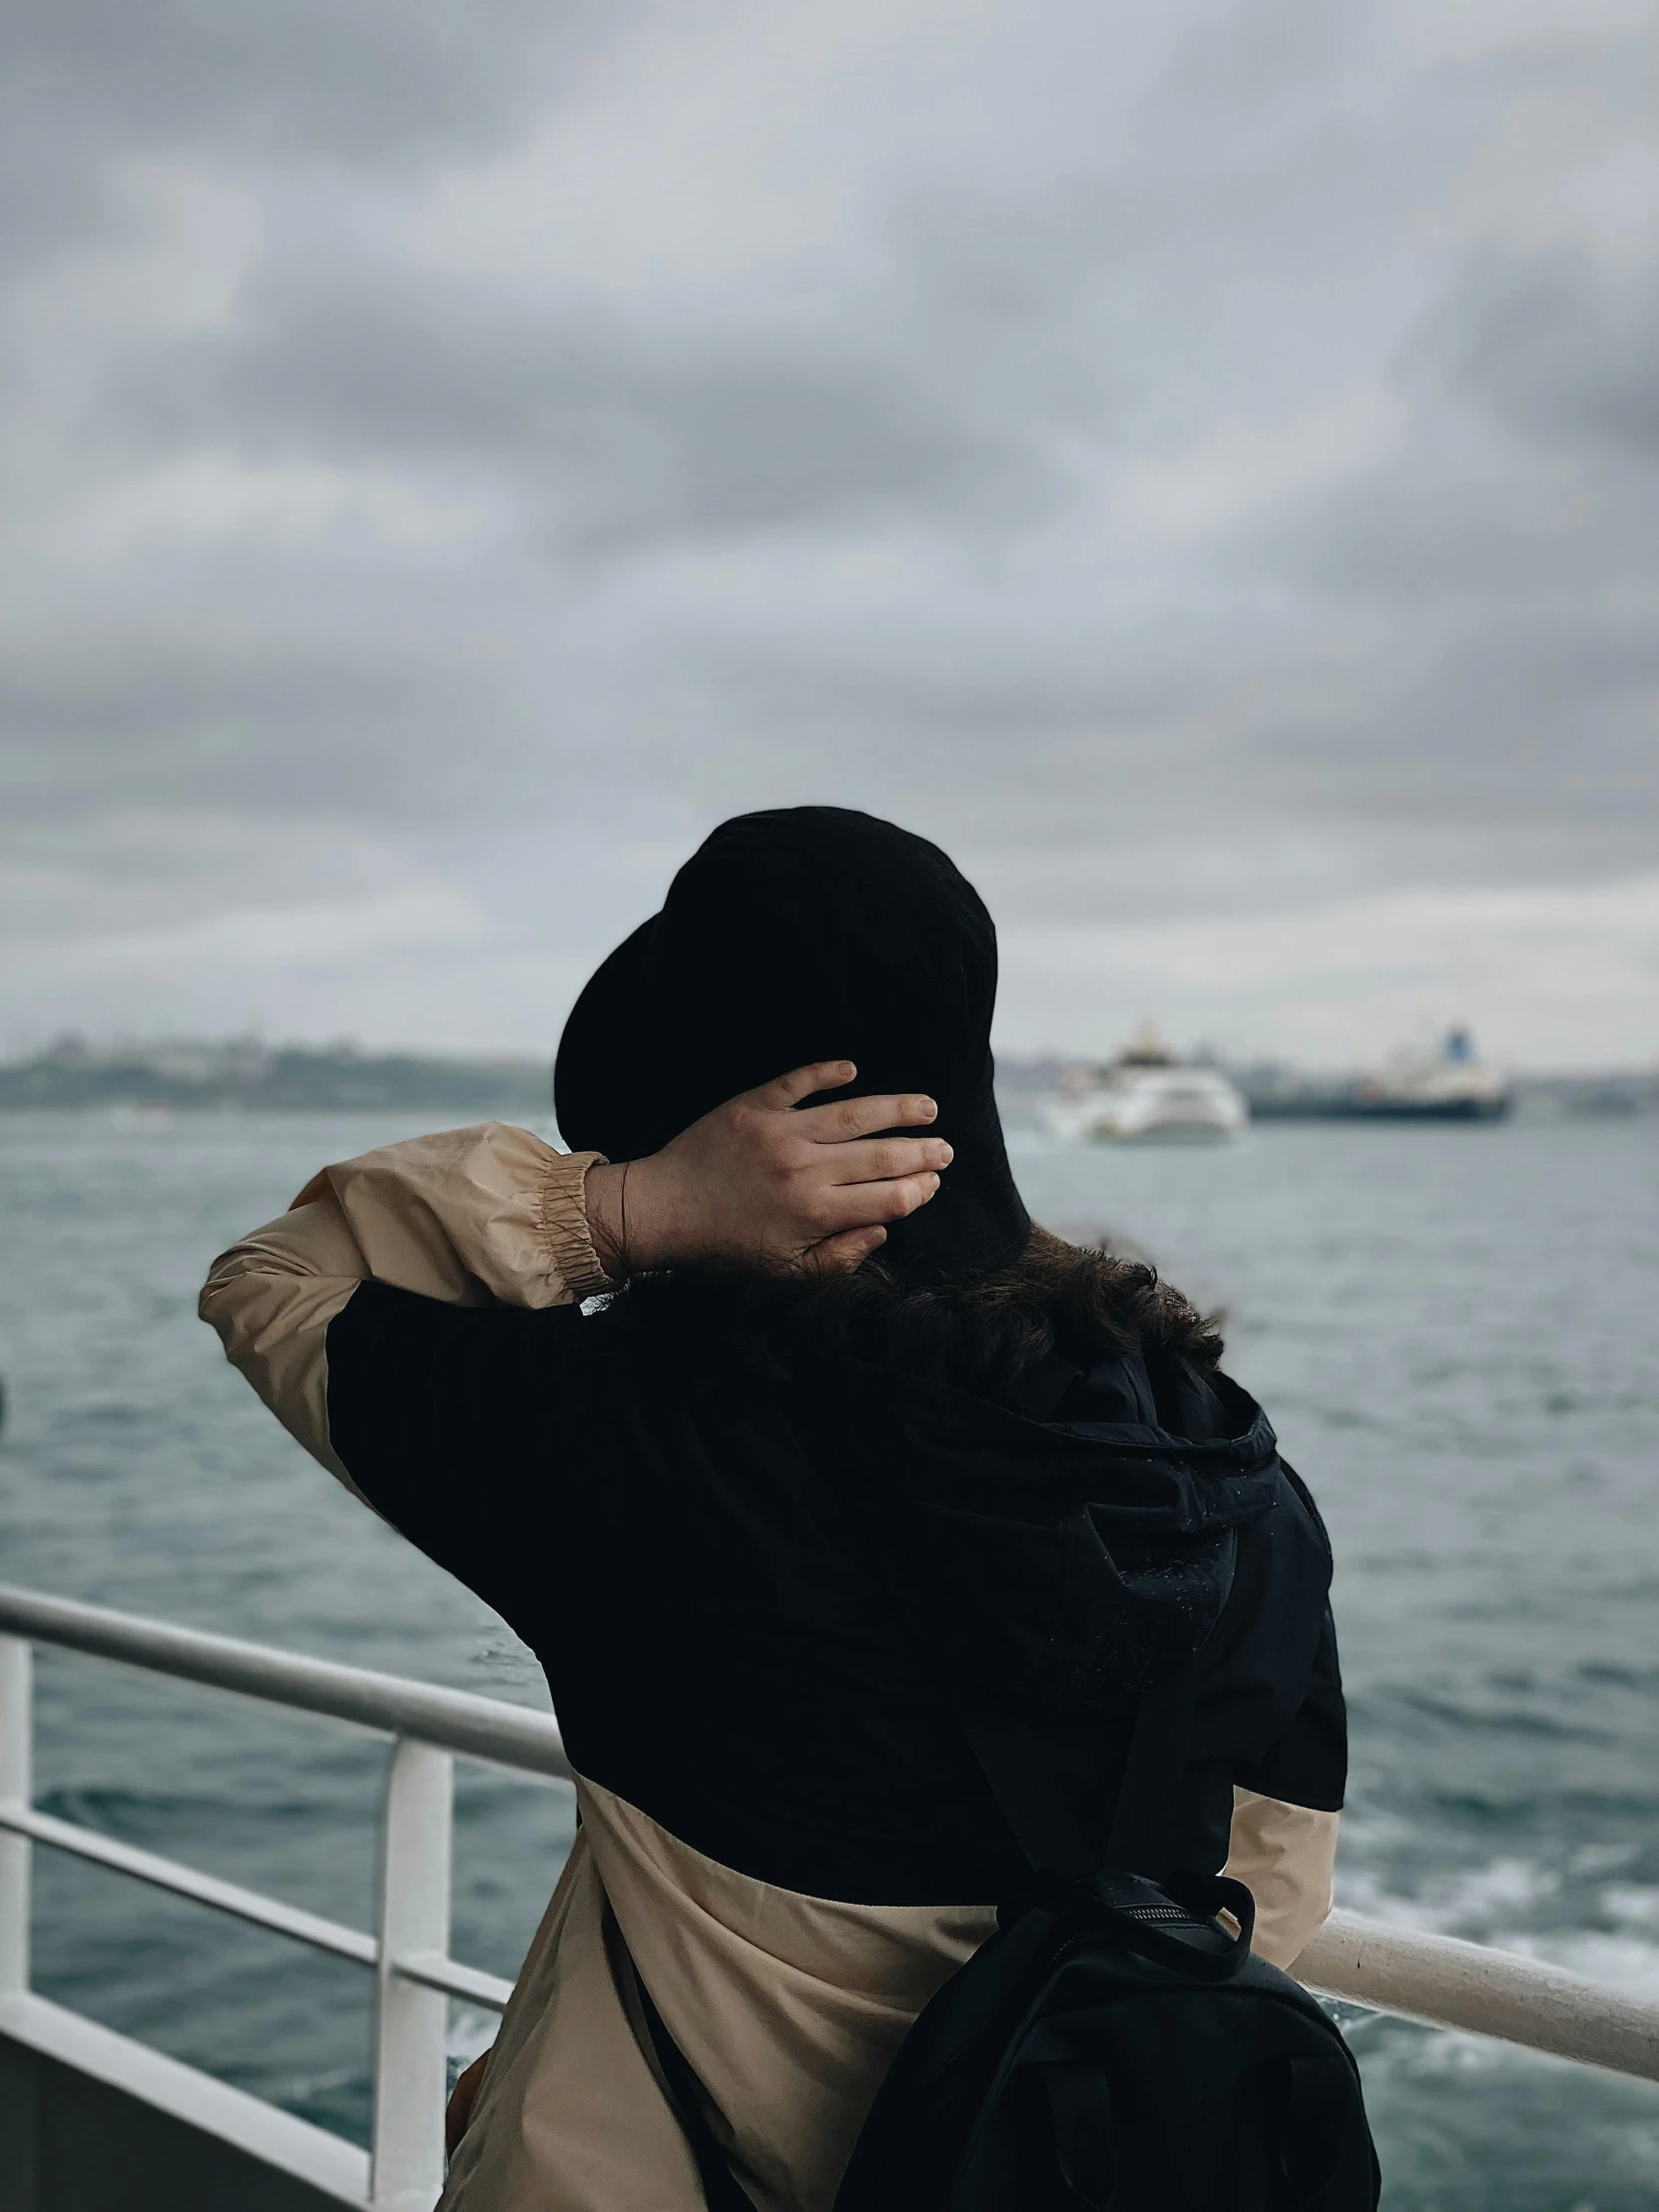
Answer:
[
  {"left": 0, "top": 1634, "right": 31, "bottom": 1998},
  {"left": 370, "top": 1734, "right": 453, "bottom": 2209}
]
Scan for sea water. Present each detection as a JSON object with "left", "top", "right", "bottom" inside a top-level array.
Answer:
[{"left": 1, "top": 1109, "right": 1656, "bottom": 2210}]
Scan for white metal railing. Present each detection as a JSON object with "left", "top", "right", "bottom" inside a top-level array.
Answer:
[
  {"left": 1, "top": 1584, "right": 1656, "bottom": 2210},
  {"left": 0, "top": 1583, "right": 571, "bottom": 2210}
]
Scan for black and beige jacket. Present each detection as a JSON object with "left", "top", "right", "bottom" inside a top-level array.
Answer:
[{"left": 201, "top": 1124, "right": 1346, "bottom": 2212}]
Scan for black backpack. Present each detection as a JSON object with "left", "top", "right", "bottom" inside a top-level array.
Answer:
[
  {"left": 631, "top": 1674, "right": 1380, "bottom": 2212},
  {"left": 836, "top": 1681, "right": 1379, "bottom": 2211}
]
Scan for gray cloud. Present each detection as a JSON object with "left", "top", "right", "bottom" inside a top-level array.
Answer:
[
  {"left": 1420, "top": 245, "right": 1659, "bottom": 460},
  {"left": 109, "top": 265, "right": 1060, "bottom": 551},
  {"left": 1, "top": 629, "right": 515, "bottom": 831},
  {"left": 0, "top": 0, "right": 639, "bottom": 309},
  {"left": 2, "top": 0, "right": 618, "bottom": 166}
]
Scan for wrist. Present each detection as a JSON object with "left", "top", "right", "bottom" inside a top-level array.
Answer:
[
  {"left": 584, "top": 1155, "right": 682, "bottom": 1276},
  {"left": 583, "top": 1162, "right": 629, "bottom": 1281}
]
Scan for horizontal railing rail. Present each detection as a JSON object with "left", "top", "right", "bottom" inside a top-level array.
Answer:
[
  {"left": 2, "top": 1581, "right": 1656, "bottom": 2210},
  {"left": 1299, "top": 1911, "right": 1659, "bottom": 2081},
  {"left": 0, "top": 1799, "right": 379, "bottom": 1967},
  {"left": 0, "top": 1583, "right": 572, "bottom": 1778}
]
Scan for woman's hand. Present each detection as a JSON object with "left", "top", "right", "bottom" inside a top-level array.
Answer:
[{"left": 584, "top": 1061, "right": 950, "bottom": 1279}]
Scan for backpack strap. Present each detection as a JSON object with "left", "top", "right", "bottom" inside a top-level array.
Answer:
[
  {"left": 955, "top": 1711, "right": 1096, "bottom": 1878},
  {"left": 1103, "top": 1663, "right": 1198, "bottom": 1875},
  {"left": 954, "top": 1659, "right": 1198, "bottom": 1883}
]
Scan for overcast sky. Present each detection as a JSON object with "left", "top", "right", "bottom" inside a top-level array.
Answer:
[{"left": 4, "top": 0, "right": 1656, "bottom": 1069}]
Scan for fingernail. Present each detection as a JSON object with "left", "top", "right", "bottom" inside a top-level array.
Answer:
[
  {"left": 920, "top": 1098, "right": 937, "bottom": 1119},
  {"left": 939, "top": 1144, "right": 954, "bottom": 1164}
]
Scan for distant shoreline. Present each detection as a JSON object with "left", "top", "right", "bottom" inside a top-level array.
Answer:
[
  {"left": 2, "top": 1042, "right": 1655, "bottom": 1119},
  {"left": 0, "top": 1043, "right": 552, "bottom": 1116}
]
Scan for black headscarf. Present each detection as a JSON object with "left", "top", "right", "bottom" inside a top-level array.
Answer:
[{"left": 554, "top": 807, "right": 1030, "bottom": 1283}]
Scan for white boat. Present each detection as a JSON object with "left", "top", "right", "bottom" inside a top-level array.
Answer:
[{"left": 1041, "top": 1026, "right": 1249, "bottom": 1145}]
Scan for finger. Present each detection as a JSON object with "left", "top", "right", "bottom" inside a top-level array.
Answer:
[
  {"left": 813, "top": 1170, "right": 942, "bottom": 1232},
  {"left": 798, "top": 1224, "right": 887, "bottom": 1276},
  {"left": 748, "top": 1060, "right": 856, "bottom": 1111},
  {"left": 793, "top": 1091, "right": 939, "bottom": 1142},
  {"left": 822, "top": 1136, "right": 953, "bottom": 1186}
]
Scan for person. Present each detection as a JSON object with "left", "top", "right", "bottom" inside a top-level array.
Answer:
[{"left": 200, "top": 807, "right": 1345, "bottom": 2212}]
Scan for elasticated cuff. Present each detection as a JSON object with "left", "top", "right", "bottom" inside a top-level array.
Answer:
[{"left": 539, "top": 1148, "right": 613, "bottom": 1299}]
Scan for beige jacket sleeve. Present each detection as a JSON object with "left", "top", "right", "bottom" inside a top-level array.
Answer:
[
  {"left": 199, "top": 1123, "right": 609, "bottom": 1499},
  {"left": 1223, "top": 1785, "right": 1341, "bottom": 1970}
]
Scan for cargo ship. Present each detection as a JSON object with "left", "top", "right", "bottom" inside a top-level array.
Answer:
[{"left": 1240, "top": 1029, "right": 1511, "bottom": 1123}]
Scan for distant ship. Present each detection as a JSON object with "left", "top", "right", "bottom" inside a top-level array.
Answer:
[
  {"left": 1243, "top": 1028, "right": 1511, "bottom": 1122},
  {"left": 1041, "top": 1024, "right": 1249, "bottom": 1144}
]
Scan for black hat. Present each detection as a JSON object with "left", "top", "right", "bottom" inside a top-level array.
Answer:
[{"left": 554, "top": 807, "right": 1029, "bottom": 1282}]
